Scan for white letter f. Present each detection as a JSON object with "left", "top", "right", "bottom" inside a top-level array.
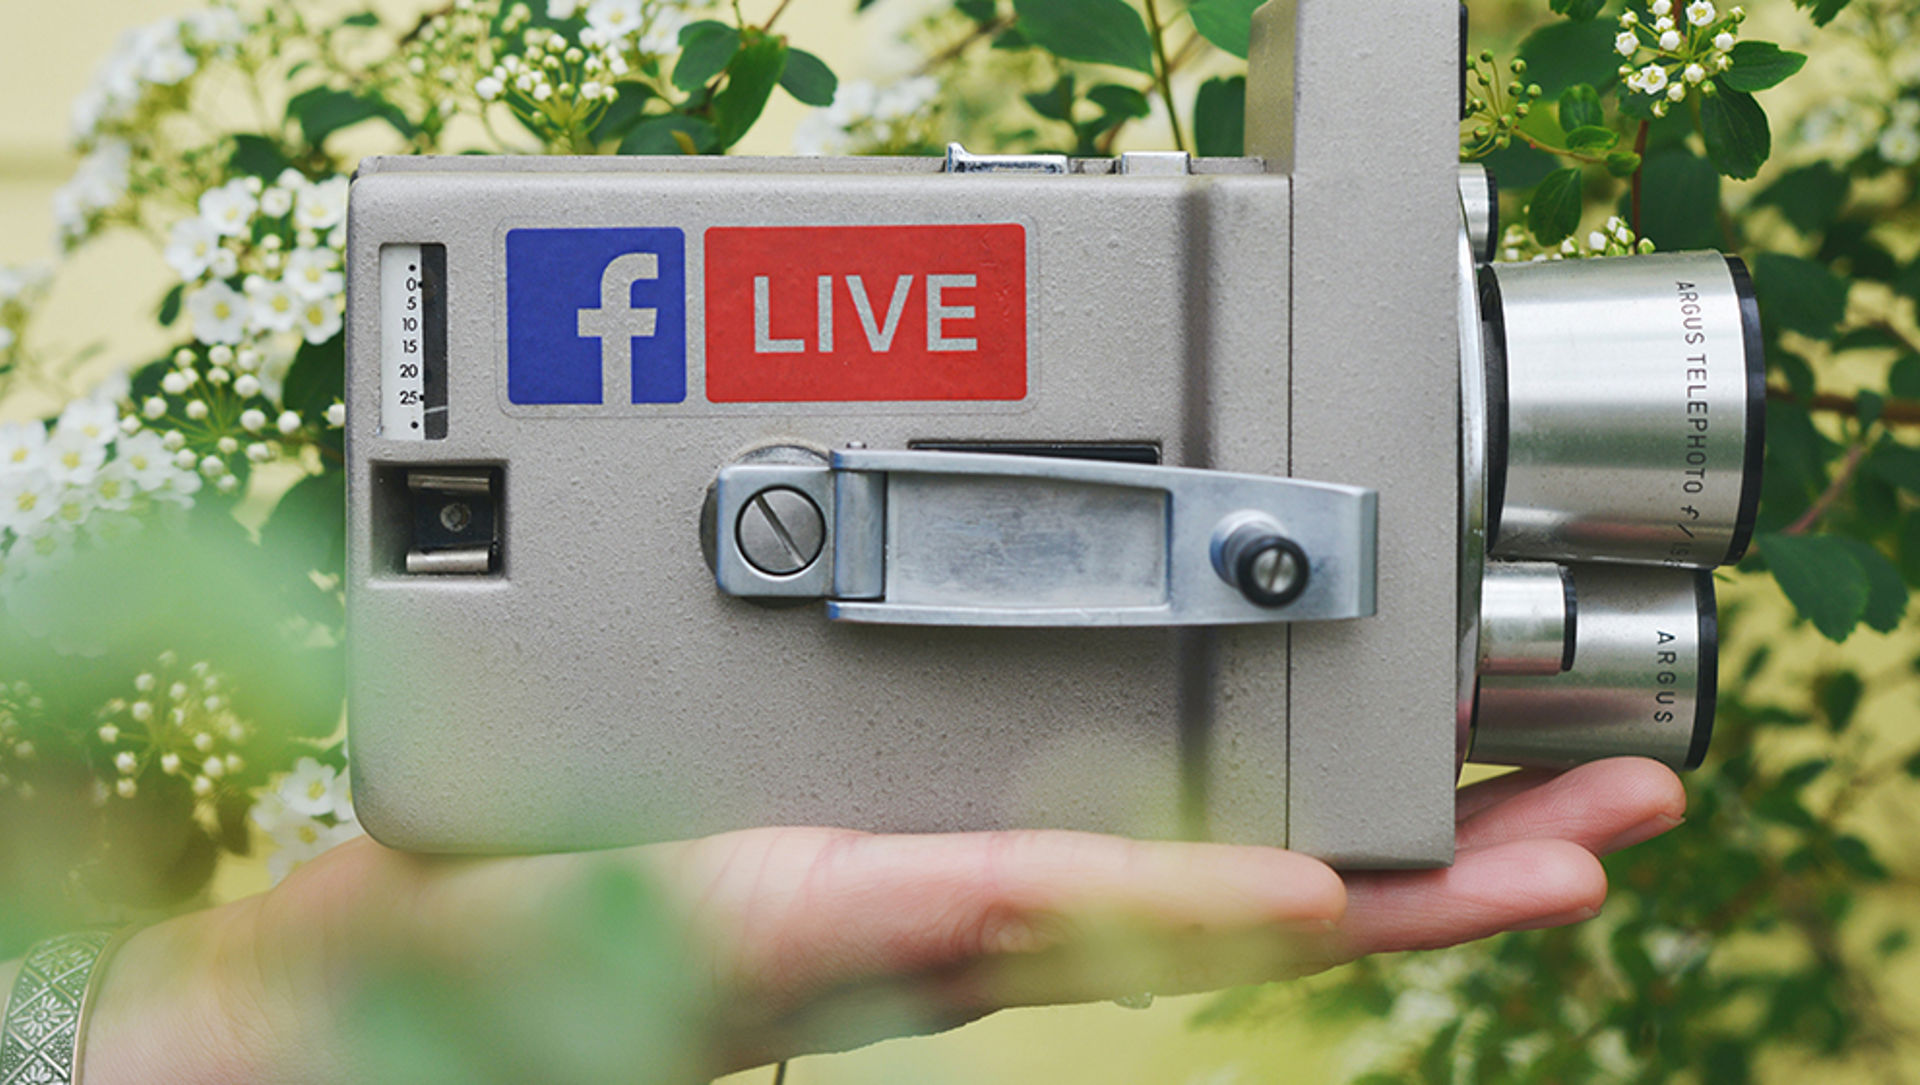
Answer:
[{"left": 577, "top": 252, "right": 659, "bottom": 405}]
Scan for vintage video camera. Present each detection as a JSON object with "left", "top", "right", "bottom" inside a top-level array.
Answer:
[{"left": 344, "top": 0, "right": 1763, "bottom": 867}]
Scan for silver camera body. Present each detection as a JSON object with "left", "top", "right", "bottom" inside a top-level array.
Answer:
[{"left": 344, "top": 0, "right": 1760, "bottom": 867}]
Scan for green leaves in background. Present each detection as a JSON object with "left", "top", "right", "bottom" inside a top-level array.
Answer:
[
  {"left": 1558, "top": 83, "right": 1603, "bottom": 130},
  {"left": 1550, "top": 0, "right": 1608, "bottom": 18},
  {"left": 1629, "top": 150, "right": 1722, "bottom": 249},
  {"left": 1517, "top": 17, "right": 1618, "bottom": 97},
  {"left": 780, "top": 48, "right": 838, "bottom": 107},
  {"left": 1193, "top": 76, "right": 1246, "bottom": 157},
  {"left": 1012, "top": 0, "right": 1153, "bottom": 73},
  {"left": 1527, "top": 167, "right": 1584, "bottom": 244},
  {"left": 673, "top": 21, "right": 739, "bottom": 92},
  {"left": 1753, "top": 252, "right": 1849, "bottom": 340},
  {"left": 286, "top": 86, "right": 415, "bottom": 148},
  {"left": 1793, "top": 0, "right": 1853, "bottom": 27},
  {"left": 1701, "top": 85, "right": 1771, "bottom": 179},
  {"left": 710, "top": 35, "right": 788, "bottom": 149},
  {"left": 1722, "top": 41, "right": 1809, "bottom": 92},
  {"left": 1758, "top": 532, "right": 1908, "bottom": 640},
  {"left": 1187, "top": 0, "right": 1263, "bottom": 59},
  {"left": 1754, "top": 161, "right": 1849, "bottom": 234}
]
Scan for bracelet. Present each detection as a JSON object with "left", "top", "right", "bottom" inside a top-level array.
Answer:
[{"left": 0, "top": 929, "right": 134, "bottom": 1085}]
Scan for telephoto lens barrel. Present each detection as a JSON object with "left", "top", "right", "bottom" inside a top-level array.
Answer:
[
  {"left": 1473, "top": 564, "right": 1715, "bottom": 771},
  {"left": 1481, "top": 252, "right": 1765, "bottom": 569}
]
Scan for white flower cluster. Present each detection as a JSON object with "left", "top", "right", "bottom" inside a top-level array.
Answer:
[
  {"left": 93, "top": 653, "right": 250, "bottom": 803},
  {"left": 69, "top": 6, "right": 244, "bottom": 144},
  {"left": 170, "top": 171, "right": 348, "bottom": 349},
  {"left": 475, "top": 24, "right": 630, "bottom": 110},
  {"left": 0, "top": 681, "right": 46, "bottom": 799},
  {"left": 0, "top": 264, "right": 53, "bottom": 358},
  {"left": 1616, "top": 1, "right": 1744, "bottom": 117},
  {"left": 1877, "top": 98, "right": 1920, "bottom": 165},
  {"left": 545, "top": 0, "right": 691, "bottom": 54},
  {"left": 251, "top": 756, "right": 362, "bottom": 883},
  {"left": 794, "top": 77, "right": 942, "bottom": 156},
  {"left": 1500, "top": 218, "right": 1655, "bottom": 264},
  {"left": 0, "top": 382, "right": 202, "bottom": 599},
  {"left": 51, "top": 141, "right": 133, "bottom": 250}
]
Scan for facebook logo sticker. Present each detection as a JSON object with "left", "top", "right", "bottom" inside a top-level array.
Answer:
[{"left": 506, "top": 228, "right": 687, "bottom": 405}]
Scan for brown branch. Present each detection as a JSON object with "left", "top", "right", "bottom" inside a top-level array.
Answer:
[
  {"left": 1783, "top": 441, "right": 1867, "bottom": 536},
  {"left": 760, "top": 0, "right": 793, "bottom": 33},
  {"left": 1630, "top": 119, "right": 1650, "bottom": 239},
  {"left": 914, "top": 15, "right": 1013, "bottom": 77},
  {"left": 1768, "top": 384, "right": 1920, "bottom": 427}
]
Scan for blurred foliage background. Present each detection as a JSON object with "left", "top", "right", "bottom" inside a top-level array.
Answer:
[{"left": 3, "top": 0, "right": 1919, "bottom": 1082}]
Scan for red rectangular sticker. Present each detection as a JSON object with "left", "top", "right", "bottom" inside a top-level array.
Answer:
[{"left": 704, "top": 224, "right": 1026, "bottom": 402}]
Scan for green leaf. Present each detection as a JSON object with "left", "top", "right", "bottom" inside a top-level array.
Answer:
[
  {"left": 1700, "top": 84, "right": 1770, "bottom": 180},
  {"left": 1858, "top": 389, "right": 1887, "bottom": 429},
  {"left": 1518, "top": 18, "right": 1620, "bottom": 98},
  {"left": 1753, "top": 161, "right": 1848, "bottom": 234},
  {"left": 1604, "top": 150, "right": 1642, "bottom": 177},
  {"left": 1482, "top": 143, "right": 1559, "bottom": 189},
  {"left": 1013, "top": 0, "right": 1153, "bottom": 73},
  {"left": 673, "top": 20, "right": 740, "bottom": 92},
  {"left": 779, "top": 47, "right": 837, "bottom": 107},
  {"left": 1192, "top": 76, "right": 1245, "bottom": 157},
  {"left": 1558, "top": 83, "right": 1603, "bottom": 131},
  {"left": 710, "top": 36, "right": 788, "bottom": 149},
  {"left": 1564, "top": 124, "right": 1619, "bottom": 152},
  {"left": 1625, "top": 150, "right": 1720, "bottom": 250},
  {"left": 157, "top": 285, "right": 183, "bottom": 327},
  {"left": 282, "top": 336, "right": 344, "bottom": 424},
  {"left": 1722, "top": 41, "right": 1809, "bottom": 93},
  {"left": 1838, "top": 537, "right": 1909, "bottom": 632},
  {"left": 228, "top": 134, "right": 292, "bottom": 178},
  {"left": 341, "top": 11, "right": 380, "bottom": 27},
  {"left": 1758, "top": 532, "right": 1870, "bottom": 641},
  {"left": 1550, "top": 0, "right": 1607, "bottom": 17},
  {"left": 1752, "top": 252, "right": 1848, "bottom": 340},
  {"left": 1026, "top": 74, "right": 1075, "bottom": 122},
  {"left": 1891, "top": 354, "right": 1920, "bottom": 399},
  {"left": 589, "top": 82, "right": 656, "bottom": 143},
  {"left": 1086, "top": 82, "right": 1149, "bottom": 121},
  {"left": 1186, "top": 0, "right": 1262, "bottom": 59},
  {"left": 956, "top": 0, "right": 997, "bottom": 23},
  {"left": 286, "top": 87, "right": 414, "bottom": 148},
  {"left": 1527, "top": 167, "right": 1585, "bottom": 245},
  {"left": 1817, "top": 671, "right": 1862, "bottom": 731},
  {"left": 619, "top": 114, "right": 717, "bottom": 155},
  {"left": 1833, "top": 835, "right": 1890, "bottom": 880},
  {"left": 1794, "top": 0, "right": 1851, "bottom": 28},
  {"left": 261, "top": 470, "right": 345, "bottom": 581}
]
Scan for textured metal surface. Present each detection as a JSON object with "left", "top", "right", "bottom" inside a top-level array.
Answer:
[
  {"left": 347, "top": 158, "right": 1297, "bottom": 853},
  {"left": 1248, "top": 0, "right": 1461, "bottom": 866},
  {"left": 1488, "top": 253, "right": 1757, "bottom": 568},
  {"left": 1, "top": 930, "right": 114, "bottom": 1085},
  {"left": 1474, "top": 564, "right": 1711, "bottom": 770}
]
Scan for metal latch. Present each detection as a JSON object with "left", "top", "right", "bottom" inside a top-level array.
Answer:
[
  {"left": 711, "top": 448, "right": 1376, "bottom": 627},
  {"left": 943, "top": 143, "right": 1069, "bottom": 174}
]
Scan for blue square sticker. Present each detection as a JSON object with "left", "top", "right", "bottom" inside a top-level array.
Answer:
[{"left": 506, "top": 228, "right": 687, "bottom": 405}]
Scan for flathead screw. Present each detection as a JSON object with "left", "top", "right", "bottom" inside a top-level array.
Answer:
[{"left": 736, "top": 487, "right": 825, "bottom": 576}]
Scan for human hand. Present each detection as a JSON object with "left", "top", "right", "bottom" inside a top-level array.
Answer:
[{"left": 80, "top": 757, "right": 1684, "bottom": 1083}]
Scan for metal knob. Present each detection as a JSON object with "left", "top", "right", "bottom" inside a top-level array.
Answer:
[{"left": 1211, "top": 515, "right": 1310, "bottom": 608}]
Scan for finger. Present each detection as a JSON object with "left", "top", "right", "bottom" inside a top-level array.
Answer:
[
  {"left": 1453, "top": 766, "right": 1558, "bottom": 821},
  {"left": 1455, "top": 757, "right": 1685, "bottom": 854},
  {"left": 655, "top": 827, "right": 1344, "bottom": 1007},
  {"left": 1324, "top": 838, "right": 1607, "bottom": 964}
]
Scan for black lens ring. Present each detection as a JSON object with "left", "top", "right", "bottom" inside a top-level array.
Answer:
[
  {"left": 1685, "top": 569, "right": 1718, "bottom": 770},
  {"left": 1723, "top": 256, "right": 1767, "bottom": 566}
]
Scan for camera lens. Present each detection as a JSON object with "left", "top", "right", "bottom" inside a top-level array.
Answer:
[
  {"left": 1479, "top": 560, "right": 1574, "bottom": 677},
  {"left": 1480, "top": 253, "right": 1764, "bottom": 569},
  {"left": 1457, "top": 164, "right": 1499, "bottom": 266},
  {"left": 1471, "top": 564, "right": 1715, "bottom": 771}
]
